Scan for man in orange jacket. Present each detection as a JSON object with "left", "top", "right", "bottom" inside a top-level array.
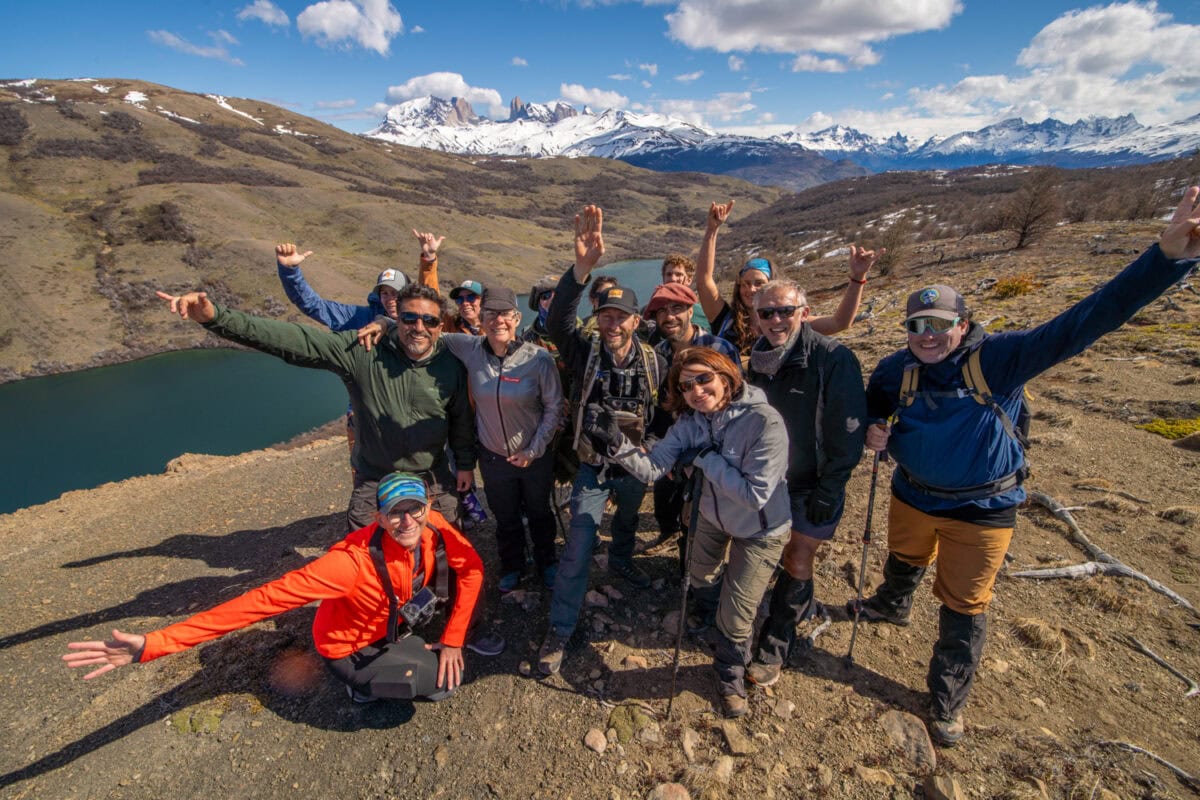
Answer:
[{"left": 63, "top": 473, "right": 483, "bottom": 704}]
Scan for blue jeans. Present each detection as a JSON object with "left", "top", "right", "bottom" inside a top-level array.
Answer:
[{"left": 548, "top": 463, "right": 646, "bottom": 636}]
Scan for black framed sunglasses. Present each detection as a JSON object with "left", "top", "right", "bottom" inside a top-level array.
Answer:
[
  {"left": 398, "top": 311, "right": 443, "bottom": 328},
  {"left": 904, "top": 316, "right": 959, "bottom": 335},
  {"left": 678, "top": 371, "right": 718, "bottom": 393},
  {"left": 538, "top": 290, "right": 555, "bottom": 302},
  {"left": 756, "top": 305, "right": 799, "bottom": 321}
]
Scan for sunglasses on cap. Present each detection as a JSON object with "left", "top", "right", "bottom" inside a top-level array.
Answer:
[
  {"left": 904, "top": 316, "right": 960, "bottom": 335},
  {"left": 398, "top": 311, "right": 443, "bottom": 328},
  {"left": 538, "top": 290, "right": 555, "bottom": 302},
  {"left": 454, "top": 293, "right": 479, "bottom": 305},
  {"left": 678, "top": 371, "right": 718, "bottom": 393},
  {"left": 756, "top": 305, "right": 799, "bottom": 321}
]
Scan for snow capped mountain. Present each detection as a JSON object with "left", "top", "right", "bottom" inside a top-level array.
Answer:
[{"left": 364, "top": 96, "right": 1200, "bottom": 189}]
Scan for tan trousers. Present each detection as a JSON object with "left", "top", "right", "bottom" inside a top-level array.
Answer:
[
  {"left": 690, "top": 515, "right": 788, "bottom": 643},
  {"left": 887, "top": 498, "right": 1012, "bottom": 616}
]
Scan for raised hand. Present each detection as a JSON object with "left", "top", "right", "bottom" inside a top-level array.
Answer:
[
  {"left": 275, "top": 243, "right": 313, "bottom": 269},
  {"left": 412, "top": 230, "right": 444, "bottom": 262},
  {"left": 707, "top": 200, "right": 734, "bottom": 231},
  {"left": 574, "top": 205, "right": 605, "bottom": 274},
  {"left": 63, "top": 629, "right": 146, "bottom": 679},
  {"left": 155, "top": 290, "right": 216, "bottom": 323},
  {"left": 357, "top": 320, "right": 387, "bottom": 351},
  {"left": 848, "top": 245, "right": 885, "bottom": 280},
  {"left": 1160, "top": 186, "right": 1200, "bottom": 260}
]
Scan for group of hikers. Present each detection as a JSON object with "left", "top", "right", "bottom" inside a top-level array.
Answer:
[{"left": 66, "top": 188, "right": 1200, "bottom": 748}]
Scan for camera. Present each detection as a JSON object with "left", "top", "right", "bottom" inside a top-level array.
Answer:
[{"left": 400, "top": 587, "right": 439, "bottom": 629}]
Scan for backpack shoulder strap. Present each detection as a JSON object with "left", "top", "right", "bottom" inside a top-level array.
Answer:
[
  {"left": 898, "top": 363, "right": 921, "bottom": 408},
  {"left": 638, "top": 341, "right": 661, "bottom": 405},
  {"left": 961, "top": 348, "right": 1021, "bottom": 445},
  {"left": 368, "top": 527, "right": 401, "bottom": 643},
  {"left": 425, "top": 523, "right": 450, "bottom": 602}
]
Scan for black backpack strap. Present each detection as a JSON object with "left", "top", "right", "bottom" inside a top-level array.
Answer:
[
  {"left": 369, "top": 526, "right": 401, "bottom": 644},
  {"left": 428, "top": 523, "right": 450, "bottom": 602}
]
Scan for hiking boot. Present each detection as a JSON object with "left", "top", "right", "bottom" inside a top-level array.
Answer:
[
  {"left": 721, "top": 694, "right": 749, "bottom": 719},
  {"left": 538, "top": 630, "right": 570, "bottom": 675},
  {"left": 846, "top": 596, "right": 911, "bottom": 627},
  {"left": 747, "top": 661, "right": 782, "bottom": 688},
  {"left": 346, "top": 684, "right": 378, "bottom": 704},
  {"left": 466, "top": 631, "right": 506, "bottom": 657},
  {"left": 609, "top": 560, "right": 651, "bottom": 589},
  {"left": 542, "top": 563, "right": 558, "bottom": 589},
  {"left": 929, "top": 712, "right": 965, "bottom": 747},
  {"left": 498, "top": 571, "right": 522, "bottom": 594}
]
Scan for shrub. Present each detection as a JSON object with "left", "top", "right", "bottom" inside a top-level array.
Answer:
[
  {"left": 137, "top": 202, "right": 194, "bottom": 244},
  {"left": 138, "top": 155, "right": 299, "bottom": 187},
  {"left": 994, "top": 273, "right": 1037, "bottom": 299},
  {"left": 102, "top": 111, "right": 141, "bottom": 133},
  {"left": 0, "top": 104, "right": 30, "bottom": 146},
  {"left": 1136, "top": 417, "right": 1200, "bottom": 440}
]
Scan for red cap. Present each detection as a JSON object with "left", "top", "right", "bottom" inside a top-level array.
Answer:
[{"left": 643, "top": 283, "right": 699, "bottom": 318}]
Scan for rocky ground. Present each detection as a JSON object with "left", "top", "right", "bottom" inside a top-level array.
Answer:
[{"left": 0, "top": 220, "right": 1197, "bottom": 800}]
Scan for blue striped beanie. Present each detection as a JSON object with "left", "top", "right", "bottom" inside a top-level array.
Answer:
[{"left": 376, "top": 472, "right": 428, "bottom": 514}]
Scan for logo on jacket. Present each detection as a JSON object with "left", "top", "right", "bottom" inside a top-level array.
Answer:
[{"left": 919, "top": 288, "right": 939, "bottom": 306}]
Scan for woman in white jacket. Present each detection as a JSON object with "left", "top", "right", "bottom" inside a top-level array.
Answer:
[{"left": 582, "top": 346, "right": 790, "bottom": 717}]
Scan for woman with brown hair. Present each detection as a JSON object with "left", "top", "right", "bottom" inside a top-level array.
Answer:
[{"left": 581, "top": 347, "right": 791, "bottom": 718}]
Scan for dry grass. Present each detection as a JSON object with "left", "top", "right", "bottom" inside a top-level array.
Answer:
[
  {"left": 1011, "top": 617, "right": 1067, "bottom": 657},
  {"left": 1087, "top": 496, "right": 1140, "bottom": 514},
  {"left": 1159, "top": 506, "right": 1200, "bottom": 527},
  {"left": 995, "top": 273, "right": 1039, "bottom": 299},
  {"left": 1069, "top": 579, "right": 1146, "bottom": 616}
]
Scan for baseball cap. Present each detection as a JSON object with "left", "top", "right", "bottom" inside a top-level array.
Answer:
[
  {"left": 450, "top": 280, "right": 483, "bottom": 300},
  {"left": 375, "top": 268, "right": 410, "bottom": 295},
  {"left": 594, "top": 285, "right": 638, "bottom": 315},
  {"left": 528, "top": 274, "right": 559, "bottom": 310},
  {"left": 905, "top": 285, "right": 966, "bottom": 322},
  {"left": 643, "top": 282, "right": 699, "bottom": 318},
  {"left": 482, "top": 286, "right": 518, "bottom": 312},
  {"left": 377, "top": 472, "right": 428, "bottom": 514}
]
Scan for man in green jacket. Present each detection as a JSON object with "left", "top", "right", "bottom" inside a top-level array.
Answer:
[{"left": 155, "top": 285, "right": 475, "bottom": 532}]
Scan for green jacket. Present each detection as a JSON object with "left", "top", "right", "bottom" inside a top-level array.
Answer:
[{"left": 203, "top": 305, "right": 475, "bottom": 481}]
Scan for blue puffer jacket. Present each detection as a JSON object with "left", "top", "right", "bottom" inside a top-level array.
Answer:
[{"left": 866, "top": 243, "right": 1197, "bottom": 515}]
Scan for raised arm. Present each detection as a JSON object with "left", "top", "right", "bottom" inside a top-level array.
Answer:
[
  {"left": 275, "top": 244, "right": 375, "bottom": 331},
  {"left": 697, "top": 200, "right": 734, "bottom": 321},
  {"left": 571, "top": 205, "right": 605, "bottom": 285},
  {"left": 413, "top": 229, "right": 442, "bottom": 291},
  {"left": 809, "top": 245, "right": 883, "bottom": 335}
]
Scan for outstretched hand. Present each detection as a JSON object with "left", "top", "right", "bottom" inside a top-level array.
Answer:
[
  {"left": 848, "top": 245, "right": 885, "bottom": 280},
  {"left": 574, "top": 205, "right": 605, "bottom": 273},
  {"left": 412, "top": 229, "right": 444, "bottom": 261},
  {"left": 707, "top": 200, "right": 734, "bottom": 231},
  {"left": 357, "top": 320, "right": 388, "bottom": 351},
  {"left": 63, "top": 629, "right": 146, "bottom": 680},
  {"left": 275, "top": 243, "right": 313, "bottom": 269},
  {"left": 155, "top": 290, "right": 215, "bottom": 323},
  {"left": 1160, "top": 186, "right": 1200, "bottom": 260}
]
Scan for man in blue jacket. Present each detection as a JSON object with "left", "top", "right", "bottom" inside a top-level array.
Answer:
[{"left": 854, "top": 186, "right": 1200, "bottom": 747}]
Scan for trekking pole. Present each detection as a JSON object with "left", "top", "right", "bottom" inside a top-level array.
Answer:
[
  {"left": 846, "top": 450, "right": 883, "bottom": 663},
  {"left": 667, "top": 466, "right": 704, "bottom": 718}
]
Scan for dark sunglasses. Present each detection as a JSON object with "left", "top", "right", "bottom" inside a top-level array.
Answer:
[
  {"left": 538, "top": 290, "right": 555, "bottom": 302},
  {"left": 454, "top": 293, "right": 479, "bottom": 305},
  {"left": 398, "top": 311, "right": 443, "bottom": 328},
  {"left": 904, "top": 316, "right": 959, "bottom": 335},
  {"left": 678, "top": 371, "right": 718, "bottom": 393},
  {"left": 756, "top": 305, "right": 799, "bottom": 321}
]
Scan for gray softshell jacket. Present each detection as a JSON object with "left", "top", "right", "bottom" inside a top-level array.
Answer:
[
  {"left": 612, "top": 385, "right": 790, "bottom": 539},
  {"left": 441, "top": 333, "right": 564, "bottom": 460}
]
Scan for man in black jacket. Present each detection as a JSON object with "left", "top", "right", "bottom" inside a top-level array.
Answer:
[{"left": 743, "top": 278, "right": 867, "bottom": 687}]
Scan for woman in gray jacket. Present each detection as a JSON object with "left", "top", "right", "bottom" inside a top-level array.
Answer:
[{"left": 582, "top": 346, "right": 790, "bottom": 718}]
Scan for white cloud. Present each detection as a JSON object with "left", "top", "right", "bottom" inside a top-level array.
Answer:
[
  {"left": 147, "top": 30, "right": 245, "bottom": 66},
  {"left": 791, "top": 54, "right": 848, "bottom": 73},
  {"left": 609, "top": 73, "right": 632, "bottom": 81},
  {"left": 653, "top": 91, "right": 755, "bottom": 124},
  {"left": 675, "top": 70, "right": 703, "bottom": 82},
  {"left": 411, "top": 25, "right": 424, "bottom": 33},
  {"left": 315, "top": 97, "right": 357, "bottom": 109},
  {"left": 385, "top": 72, "right": 505, "bottom": 117},
  {"left": 297, "top": 0, "right": 403, "bottom": 55},
  {"left": 727, "top": 55, "right": 744, "bottom": 72},
  {"left": 758, "top": 111, "right": 774, "bottom": 123},
  {"left": 512, "top": 56, "right": 528, "bottom": 66},
  {"left": 559, "top": 83, "right": 630, "bottom": 110},
  {"left": 639, "top": 63, "right": 658, "bottom": 76},
  {"left": 237, "top": 0, "right": 289, "bottom": 26},
  {"left": 641, "top": 80, "right": 652, "bottom": 89},
  {"left": 665, "top": 0, "right": 960, "bottom": 72}
]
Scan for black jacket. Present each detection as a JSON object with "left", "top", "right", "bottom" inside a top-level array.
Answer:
[{"left": 747, "top": 324, "right": 867, "bottom": 496}]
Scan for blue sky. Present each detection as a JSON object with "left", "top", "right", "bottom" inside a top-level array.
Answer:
[{"left": 3, "top": 0, "right": 1199, "bottom": 140}]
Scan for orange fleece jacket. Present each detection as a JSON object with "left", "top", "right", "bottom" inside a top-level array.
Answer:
[{"left": 140, "top": 510, "right": 483, "bottom": 661}]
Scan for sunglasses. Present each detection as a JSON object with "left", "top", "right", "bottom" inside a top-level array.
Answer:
[
  {"left": 455, "top": 293, "right": 480, "bottom": 305},
  {"left": 398, "top": 311, "right": 443, "bottom": 328},
  {"left": 756, "top": 305, "right": 799, "bottom": 321},
  {"left": 538, "top": 291, "right": 555, "bottom": 302},
  {"left": 904, "top": 316, "right": 960, "bottom": 335},
  {"left": 678, "top": 371, "right": 718, "bottom": 393},
  {"left": 385, "top": 503, "right": 427, "bottom": 521}
]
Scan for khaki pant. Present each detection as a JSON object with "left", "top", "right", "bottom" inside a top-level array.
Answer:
[
  {"left": 887, "top": 498, "right": 1012, "bottom": 616},
  {"left": 690, "top": 515, "right": 788, "bottom": 644}
]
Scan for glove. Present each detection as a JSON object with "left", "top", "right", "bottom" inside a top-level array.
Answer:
[
  {"left": 674, "top": 445, "right": 713, "bottom": 471},
  {"left": 582, "top": 403, "right": 623, "bottom": 453},
  {"left": 805, "top": 489, "right": 840, "bottom": 526}
]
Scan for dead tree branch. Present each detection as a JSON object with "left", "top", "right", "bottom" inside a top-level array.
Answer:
[
  {"left": 1097, "top": 741, "right": 1200, "bottom": 792},
  {"left": 1123, "top": 635, "right": 1200, "bottom": 698},
  {"left": 1073, "top": 484, "right": 1150, "bottom": 505}
]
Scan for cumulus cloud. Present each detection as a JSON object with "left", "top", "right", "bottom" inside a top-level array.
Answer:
[
  {"left": 237, "top": 0, "right": 289, "bottom": 26},
  {"left": 665, "top": 0, "right": 960, "bottom": 72},
  {"left": 639, "top": 63, "right": 658, "bottom": 76},
  {"left": 385, "top": 72, "right": 505, "bottom": 117},
  {"left": 411, "top": 25, "right": 424, "bottom": 33},
  {"left": 315, "top": 98, "right": 357, "bottom": 109},
  {"left": 560, "top": 83, "right": 630, "bottom": 110},
  {"left": 727, "top": 55, "right": 744, "bottom": 72},
  {"left": 641, "top": 80, "right": 652, "bottom": 89},
  {"left": 653, "top": 91, "right": 755, "bottom": 124},
  {"left": 297, "top": 0, "right": 403, "bottom": 55},
  {"left": 147, "top": 30, "right": 244, "bottom": 66},
  {"left": 609, "top": 73, "right": 632, "bottom": 81},
  {"left": 512, "top": 56, "right": 528, "bottom": 66},
  {"left": 791, "top": 54, "right": 849, "bottom": 73},
  {"left": 675, "top": 70, "right": 703, "bottom": 82}
]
